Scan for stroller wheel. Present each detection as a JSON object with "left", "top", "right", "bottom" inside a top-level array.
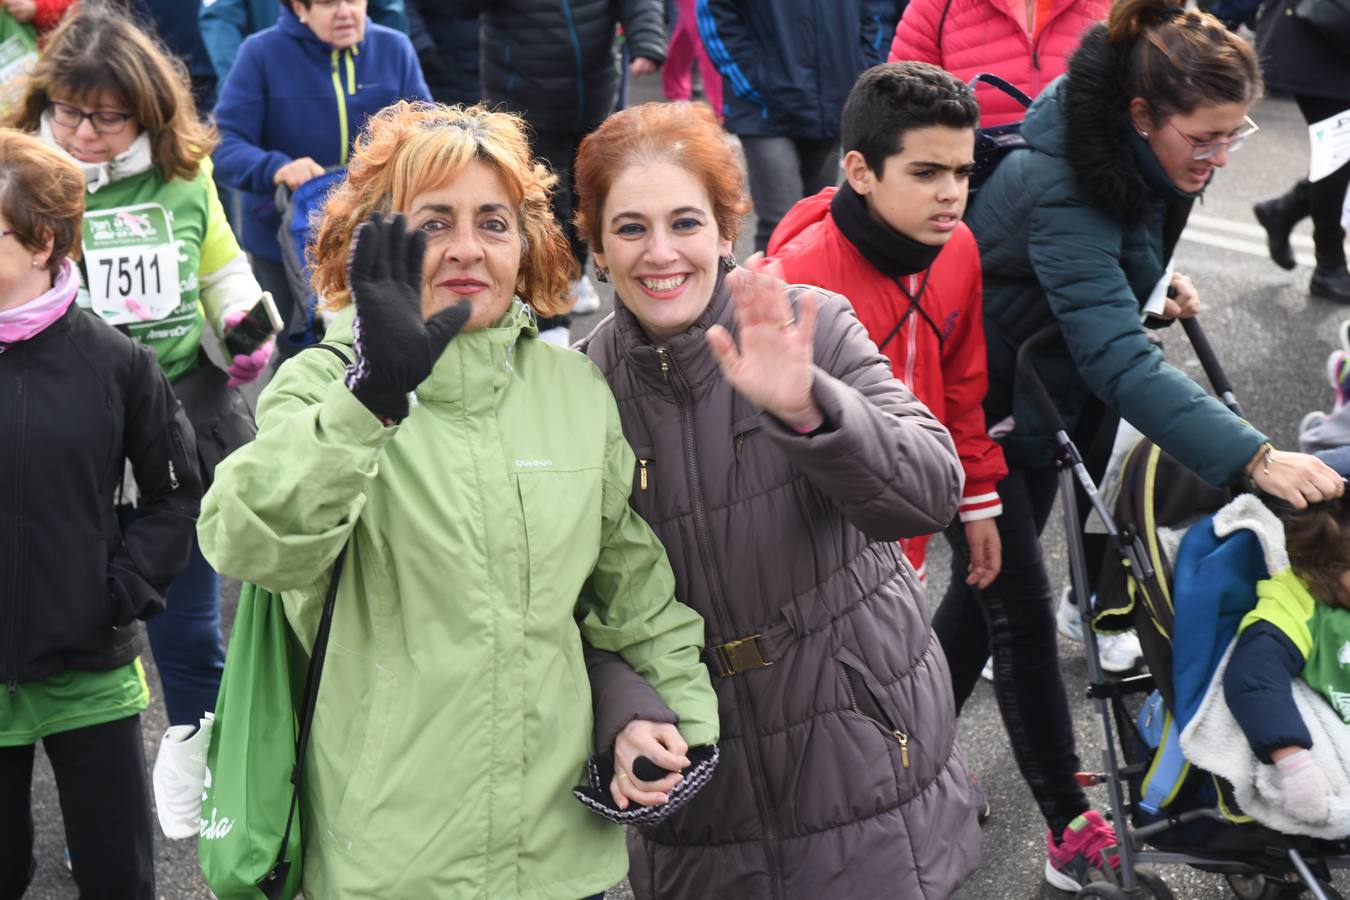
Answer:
[
  {"left": 1225, "top": 873, "right": 1294, "bottom": 900},
  {"left": 1134, "top": 871, "right": 1177, "bottom": 899}
]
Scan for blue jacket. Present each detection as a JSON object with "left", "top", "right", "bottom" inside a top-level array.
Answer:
[
  {"left": 212, "top": 10, "right": 430, "bottom": 262},
  {"left": 696, "top": 0, "right": 899, "bottom": 138},
  {"left": 199, "top": 0, "right": 408, "bottom": 83}
]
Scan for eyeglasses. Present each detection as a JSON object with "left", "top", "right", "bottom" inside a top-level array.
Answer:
[
  {"left": 48, "top": 100, "right": 136, "bottom": 136},
  {"left": 0, "top": 229, "right": 14, "bottom": 239},
  {"left": 1166, "top": 115, "right": 1260, "bottom": 160}
]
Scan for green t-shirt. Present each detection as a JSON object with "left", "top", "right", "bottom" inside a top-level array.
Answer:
[
  {"left": 0, "top": 659, "right": 150, "bottom": 747},
  {"left": 76, "top": 162, "right": 240, "bottom": 382},
  {"left": 1241, "top": 568, "right": 1350, "bottom": 723}
]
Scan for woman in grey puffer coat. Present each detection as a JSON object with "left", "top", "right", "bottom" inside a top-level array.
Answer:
[{"left": 575, "top": 101, "right": 981, "bottom": 900}]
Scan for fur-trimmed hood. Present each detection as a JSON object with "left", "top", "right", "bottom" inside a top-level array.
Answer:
[{"left": 1020, "top": 24, "right": 1196, "bottom": 223}]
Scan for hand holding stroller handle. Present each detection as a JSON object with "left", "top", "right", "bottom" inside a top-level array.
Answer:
[{"left": 1015, "top": 323, "right": 1069, "bottom": 435}]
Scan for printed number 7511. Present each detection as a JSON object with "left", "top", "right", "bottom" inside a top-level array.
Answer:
[{"left": 99, "top": 254, "right": 162, "bottom": 298}]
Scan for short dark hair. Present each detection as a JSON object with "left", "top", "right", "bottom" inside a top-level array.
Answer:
[
  {"left": 1283, "top": 495, "right": 1350, "bottom": 611},
  {"left": 841, "top": 62, "right": 980, "bottom": 178}
]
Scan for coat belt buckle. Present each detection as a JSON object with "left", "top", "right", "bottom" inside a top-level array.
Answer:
[{"left": 714, "top": 633, "right": 773, "bottom": 677}]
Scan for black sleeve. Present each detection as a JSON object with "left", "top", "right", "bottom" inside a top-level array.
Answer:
[
  {"left": 108, "top": 345, "right": 203, "bottom": 625},
  {"left": 617, "top": 0, "right": 668, "bottom": 64},
  {"left": 585, "top": 643, "right": 679, "bottom": 755},
  {"left": 1223, "top": 622, "right": 1312, "bottom": 764}
]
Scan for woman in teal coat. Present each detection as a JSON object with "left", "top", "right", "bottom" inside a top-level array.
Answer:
[
  {"left": 198, "top": 101, "right": 719, "bottom": 899},
  {"left": 958, "top": 0, "right": 1343, "bottom": 888}
]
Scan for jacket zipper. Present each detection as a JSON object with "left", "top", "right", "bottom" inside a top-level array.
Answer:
[
  {"left": 6, "top": 347, "right": 28, "bottom": 694},
  {"left": 330, "top": 49, "right": 351, "bottom": 165},
  {"left": 656, "top": 345, "right": 786, "bottom": 896},
  {"left": 839, "top": 661, "right": 911, "bottom": 768},
  {"left": 904, "top": 276, "right": 918, "bottom": 387}
]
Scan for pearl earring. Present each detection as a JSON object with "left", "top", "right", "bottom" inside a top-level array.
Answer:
[{"left": 1140, "top": 131, "right": 1150, "bottom": 138}]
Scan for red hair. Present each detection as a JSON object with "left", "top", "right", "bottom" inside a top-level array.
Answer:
[{"left": 574, "top": 102, "right": 750, "bottom": 249}]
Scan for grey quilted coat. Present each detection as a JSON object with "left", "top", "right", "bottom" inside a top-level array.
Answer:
[{"left": 580, "top": 276, "right": 982, "bottom": 899}]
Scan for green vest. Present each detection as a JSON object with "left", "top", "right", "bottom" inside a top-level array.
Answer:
[
  {"left": 77, "top": 167, "right": 210, "bottom": 382},
  {"left": 1241, "top": 568, "right": 1350, "bottom": 724}
]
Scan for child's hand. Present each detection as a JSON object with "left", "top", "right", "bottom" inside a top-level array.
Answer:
[{"left": 1274, "top": 747, "right": 1330, "bottom": 824}]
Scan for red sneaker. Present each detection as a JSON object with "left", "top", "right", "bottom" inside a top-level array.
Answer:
[{"left": 1044, "top": 811, "right": 1121, "bottom": 892}]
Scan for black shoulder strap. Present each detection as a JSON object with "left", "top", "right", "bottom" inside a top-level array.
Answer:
[
  {"left": 257, "top": 546, "right": 348, "bottom": 899},
  {"left": 937, "top": 0, "right": 956, "bottom": 49},
  {"left": 306, "top": 342, "right": 353, "bottom": 366}
]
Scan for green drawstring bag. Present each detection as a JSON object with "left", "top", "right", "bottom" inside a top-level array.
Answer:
[
  {"left": 0, "top": 8, "right": 37, "bottom": 118},
  {"left": 199, "top": 549, "right": 347, "bottom": 900}
]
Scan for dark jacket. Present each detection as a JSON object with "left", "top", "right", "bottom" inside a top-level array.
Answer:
[
  {"left": 1255, "top": 0, "right": 1350, "bottom": 103},
  {"left": 580, "top": 277, "right": 980, "bottom": 900},
  {"left": 0, "top": 305, "right": 201, "bottom": 689},
  {"left": 212, "top": 9, "right": 430, "bottom": 262},
  {"left": 405, "top": 0, "right": 481, "bottom": 105},
  {"left": 128, "top": 0, "right": 216, "bottom": 88},
  {"left": 199, "top": 0, "right": 409, "bottom": 83},
  {"left": 696, "top": 0, "right": 900, "bottom": 138},
  {"left": 966, "top": 25, "right": 1268, "bottom": 483},
  {"left": 478, "top": 0, "right": 667, "bottom": 134},
  {"left": 1224, "top": 621, "right": 1312, "bottom": 763}
]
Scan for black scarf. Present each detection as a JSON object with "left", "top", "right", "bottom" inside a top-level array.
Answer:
[{"left": 829, "top": 181, "right": 944, "bottom": 278}]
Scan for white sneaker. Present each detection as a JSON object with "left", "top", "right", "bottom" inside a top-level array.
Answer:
[
  {"left": 1057, "top": 587, "right": 1142, "bottom": 673},
  {"left": 570, "top": 275, "right": 601, "bottom": 314},
  {"left": 980, "top": 657, "right": 993, "bottom": 682},
  {"left": 152, "top": 713, "right": 214, "bottom": 839},
  {"left": 538, "top": 325, "right": 571, "bottom": 348},
  {"left": 1096, "top": 631, "right": 1144, "bottom": 673},
  {"left": 1056, "top": 587, "right": 1084, "bottom": 642}
]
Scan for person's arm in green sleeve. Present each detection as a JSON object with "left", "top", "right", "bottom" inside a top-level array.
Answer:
[
  {"left": 196, "top": 164, "right": 263, "bottom": 340},
  {"left": 197, "top": 335, "right": 397, "bottom": 597},
  {"left": 575, "top": 386, "right": 719, "bottom": 749}
]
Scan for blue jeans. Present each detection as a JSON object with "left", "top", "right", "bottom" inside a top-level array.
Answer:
[{"left": 145, "top": 536, "right": 225, "bottom": 726}]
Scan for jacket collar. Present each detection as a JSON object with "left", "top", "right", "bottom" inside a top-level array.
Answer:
[
  {"left": 278, "top": 6, "right": 367, "bottom": 53},
  {"left": 613, "top": 271, "right": 733, "bottom": 394},
  {"left": 1024, "top": 26, "right": 1204, "bottom": 223},
  {"left": 327, "top": 298, "right": 538, "bottom": 407}
]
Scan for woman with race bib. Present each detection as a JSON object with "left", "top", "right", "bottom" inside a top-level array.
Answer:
[{"left": 7, "top": 5, "right": 272, "bottom": 730}]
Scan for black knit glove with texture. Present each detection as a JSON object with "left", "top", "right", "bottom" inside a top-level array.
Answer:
[{"left": 343, "top": 214, "right": 472, "bottom": 422}]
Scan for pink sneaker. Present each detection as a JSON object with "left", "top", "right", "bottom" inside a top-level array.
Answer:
[{"left": 1044, "top": 811, "right": 1121, "bottom": 891}]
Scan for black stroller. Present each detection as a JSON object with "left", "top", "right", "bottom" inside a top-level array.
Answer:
[{"left": 1017, "top": 319, "right": 1350, "bottom": 899}]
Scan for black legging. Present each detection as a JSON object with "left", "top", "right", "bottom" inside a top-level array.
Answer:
[
  {"left": 1297, "top": 94, "right": 1350, "bottom": 268},
  {"left": 933, "top": 398, "right": 1116, "bottom": 837}
]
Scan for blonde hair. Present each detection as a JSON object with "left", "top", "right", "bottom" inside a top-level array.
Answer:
[
  {"left": 6, "top": 4, "right": 216, "bottom": 181},
  {"left": 310, "top": 102, "right": 576, "bottom": 314},
  {"left": 0, "top": 128, "right": 85, "bottom": 272}
]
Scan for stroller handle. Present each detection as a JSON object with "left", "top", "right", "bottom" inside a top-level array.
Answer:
[{"left": 1014, "top": 316, "right": 1245, "bottom": 430}]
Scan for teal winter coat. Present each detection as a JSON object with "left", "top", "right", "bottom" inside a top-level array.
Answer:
[{"left": 967, "top": 26, "right": 1266, "bottom": 483}]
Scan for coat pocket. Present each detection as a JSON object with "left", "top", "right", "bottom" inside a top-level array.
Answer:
[{"left": 835, "top": 648, "right": 910, "bottom": 771}]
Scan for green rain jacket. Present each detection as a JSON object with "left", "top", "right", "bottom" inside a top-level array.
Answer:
[{"left": 198, "top": 301, "right": 719, "bottom": 899}]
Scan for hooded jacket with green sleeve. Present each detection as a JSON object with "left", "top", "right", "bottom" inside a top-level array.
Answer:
[{"left": 197, "top": 300, "right": 719, "bottom": 900}]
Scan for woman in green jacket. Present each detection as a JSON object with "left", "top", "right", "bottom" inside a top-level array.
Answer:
[
  {"left": 957, "top": 0, "right": 1343, "bottom": 886},
  {"left": 197, "top": 100, "right": 719, "bottom": 899}
]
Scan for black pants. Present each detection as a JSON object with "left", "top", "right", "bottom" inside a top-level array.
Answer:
[
  {"left": 530, "top": 129, "right": 586, "bottom": 330},
  {"left": 0, "top": 715, "right": 154, "bottom": 899},
  {"left": 934, "top": 400, "right": 1115, "bottom": 837},
  {"left": 1296, "top": 94, "right": 1350, "bottom": 268}
]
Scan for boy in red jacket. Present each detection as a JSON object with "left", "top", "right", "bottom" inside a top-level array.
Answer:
[{"left": 767, "top": 61, "right": 1005, "bottom": 587}]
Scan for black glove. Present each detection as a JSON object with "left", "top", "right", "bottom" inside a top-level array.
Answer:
[
  {"left": 343, "top": 213, "right": 472, "bottom": 422},
  {"left": 572, "top": 744, "right": 720, "bottom": 826}
]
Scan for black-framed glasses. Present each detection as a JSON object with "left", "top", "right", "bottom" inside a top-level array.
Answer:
[
  {"left": 48, "top": 100, "right": 136, "bottom": 136},
  {"left": 1166, "top": 115, "right": 1260, "bottom": 160}
]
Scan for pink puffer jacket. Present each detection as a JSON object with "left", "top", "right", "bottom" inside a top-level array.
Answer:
[{"left": 887, "top": 0, "right": 1106, "bottom": 126}]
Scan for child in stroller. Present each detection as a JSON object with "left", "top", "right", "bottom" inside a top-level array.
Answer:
[{"left": 1223, "top": 484, "right": 1350, "bottom": 830}]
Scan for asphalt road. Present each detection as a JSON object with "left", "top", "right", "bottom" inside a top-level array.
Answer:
[{"left": 22, "top": 75, "right": 1350, "bottom": 899}]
